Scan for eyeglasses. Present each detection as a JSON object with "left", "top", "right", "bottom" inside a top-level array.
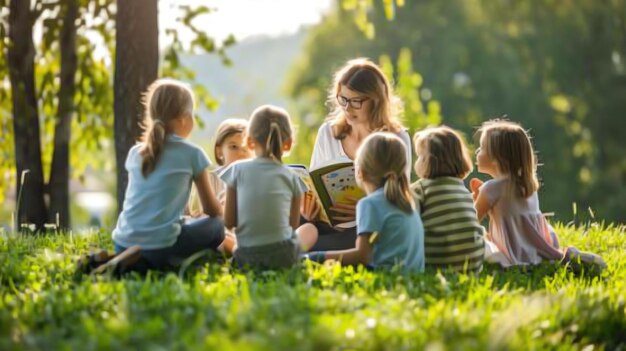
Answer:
[{"left": 336, "top": 95, "right": 369, "bottom": 110}]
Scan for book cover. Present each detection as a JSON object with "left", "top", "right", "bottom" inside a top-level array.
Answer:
[{"left": 290, "top": 161, "right": 365, "bottom": 228}]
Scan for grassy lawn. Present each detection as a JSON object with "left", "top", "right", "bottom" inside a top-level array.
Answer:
[{"left": 1, "top": 223, "right": 625, "bottom": 350}]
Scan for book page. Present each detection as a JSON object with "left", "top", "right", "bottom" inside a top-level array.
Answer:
[
  {"left": 288, "top": 165, "right": 330, "bottom": 224},
  {"left": 312, "top": 163, "right": 365, "bottom": 228}
]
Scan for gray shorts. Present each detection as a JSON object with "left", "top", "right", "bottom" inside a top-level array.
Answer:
[{"left": 234, "top": 235, "right": 301, "bottom": 270}]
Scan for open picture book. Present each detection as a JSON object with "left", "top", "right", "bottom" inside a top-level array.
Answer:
[{"left": 289, "top": 161, "right": 366, "bottom": 229}]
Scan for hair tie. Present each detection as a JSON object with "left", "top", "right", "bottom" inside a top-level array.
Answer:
[{"left": 384, "top": 171, "right": 397, "bottom": 182}]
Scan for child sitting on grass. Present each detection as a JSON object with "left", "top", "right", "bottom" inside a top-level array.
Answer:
[
  {"left": 472, "top": 119, "right": 605, "bottom": 270},
  {"left": 221, "top": 105, "right": 318, "bottom": 269},
  {"left": 110, "top": 78, "right": 225, "bottom": 271},
  {"left": 412, "top": 126, "right": 485, "bottom": 273},
  {"left": 305, "top": 132, "right": 425, "bottom": 273}
]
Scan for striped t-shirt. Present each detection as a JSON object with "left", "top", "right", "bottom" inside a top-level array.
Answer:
[{"left": 412, "top": 177, "right": 485, "bottom": 273}]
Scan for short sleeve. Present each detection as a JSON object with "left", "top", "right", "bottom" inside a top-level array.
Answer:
[
  {"left": 192, "top": 147, "right": 211, "bottom": 177},
  {"left": 356, "top": 197, "right": 382, "bottom": 235},
  {"left": 410, "top": 180, "right": 424, "bottom": 212},
  {"left": 398, "top": 129, "right": 412, "bottom": 179},
  {"left": 292, "top": 172, "right": 308, "bottom": 196},
  {"left": 219, "top": 162, "right": 237, "bottom": 188},
  {"left": 480, "top": 179, "right": 503, "bottom": 207},
  {"left": 310, "top": 122, "right": 331, "bottom": 170},
  {"left": 125, "top": 144, "right": 141, "bottom": 170}
]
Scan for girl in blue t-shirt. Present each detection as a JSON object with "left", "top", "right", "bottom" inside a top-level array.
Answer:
[
  {"left": 306, "top": 132, "right": 425, "bottom": 272},
  {"left": 220, "top": 105, "right": 318, "bottom": 269},
  {"left": 111, "top": 78, "right": 224, "bottom": 270}
]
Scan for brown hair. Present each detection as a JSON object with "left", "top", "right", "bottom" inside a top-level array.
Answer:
[
  {"left": 213, "top": 118, "right": 248, "bottom": 166},
  {"left": 140, "top": 78, "right": 195, "bottom": 177},
  {"left": 248, "top": 105, "right": 293, "bottom": 162},
  {"left": 327, "top": 58, "right": 403, "bottom": 139},
  {"left": 356, "top": 132, "right": 414, "bottom": 213},
  {"left": 478, "top": 119, "right": 539, "bottom": 198},
  {"left": 413, "top": 126, "right": 473, "bottom": 179}
]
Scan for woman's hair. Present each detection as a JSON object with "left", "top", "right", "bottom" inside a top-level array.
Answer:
[
  {"left": 478, "top": 119, "right": 539, "bottom": 198},
  {"left": 140, "top": 78, "right": 195, "bottom": 177},
  {"left": 355, "top": 132, "right": 415, "bottom": 213},
  {"left": 413, "top": 126, "right": 473, "bottom": 179},
  {"left": 213, "top": 118, "right": 248, "bottom": 166},
  {"left": 327, "top": 58, "right": 404, "bottom": 139},
  {"left": 247, "top": 105, "right": 294, "bottom": 162}
]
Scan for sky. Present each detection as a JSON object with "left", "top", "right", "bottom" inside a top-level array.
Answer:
[{"left": 159, "top": 0, "right": 333, "bottom": 45}]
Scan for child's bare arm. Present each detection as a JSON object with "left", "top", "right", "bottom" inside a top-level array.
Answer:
[
  {"left": 324, "top": 235, "right": 372, "bottom": 266},
  {"left": 474, "top": 188, "right": 491, "bottom": 222},
  {"left": 224, "top": 186, "right": 237, "bottom": 230},
  {"left": 290, "top": 194, "right": 302, "bottom": 230},
  {"left": 194, "top": 169, "right": 223, "bottom": 217}
]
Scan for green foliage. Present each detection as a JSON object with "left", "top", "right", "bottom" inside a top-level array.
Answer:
[
  {"left": 0, "top": 1, "right": 234, "bottom": 224},
  {"left": 161, "top": 5, "right": 236, "bottom": 129},
  {"left": 0, "top": 223, "right": 625, "bottom": 349},
  {"left": 340, "top": 0, "right": 405, "bottom": 39},
  {"left": 287, "top": 0, "right": 626, "bottom": 222}
]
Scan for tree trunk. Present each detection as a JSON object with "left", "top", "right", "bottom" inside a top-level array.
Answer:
[
  {"left": 113, "top": 0, "right": 159, "bottom": 212},
  {"left": 49, "top": 0, "right": 78, "bottom": 229},
  {"left": 8, "top": 0, "right": 47, "bottom": 230}
]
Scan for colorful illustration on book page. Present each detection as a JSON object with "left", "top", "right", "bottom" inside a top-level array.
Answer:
[{"left": 321, "top": 167, "right": 365, "bottom": 205}]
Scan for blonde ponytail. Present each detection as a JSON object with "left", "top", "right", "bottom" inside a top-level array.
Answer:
[
  {"left": 141, "top": 120, "right": 167, "bottom": 176},
  {"left": 139, "top": 78, "right": 195, "bottom": 177},
  {"left": 383, "top": 171, "right": 414, "bottom": 213},
  {"left": 265, "top": 121, "right": 283, "bottom": 161},
  {"left": 248, "top": 105, "right": 293, "bottom": 163},
  {"left": 356, "top": 132, "right": 415, "bottom": 214}
]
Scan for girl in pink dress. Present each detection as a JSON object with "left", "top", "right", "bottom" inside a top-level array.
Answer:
[{"left": 471, "top": 119, "right": 605, "bottom": 268}]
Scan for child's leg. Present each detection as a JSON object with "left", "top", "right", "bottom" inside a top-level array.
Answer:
[
  {"left": 218, "top": 230, "right": 237, "bottom": 255},
  {"left": 142, "top": 216, "right": 225, "bottom": 270},
  {"left": 296, "top": 223, "right": 318, "bottom": 251},
  {"left": 562, "top": 247, "right": 606, "bottom": 268}
]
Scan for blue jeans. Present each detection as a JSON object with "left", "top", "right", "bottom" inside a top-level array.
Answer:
[{"left": 114, "top": 216, "right": 224, "bottom": 270}]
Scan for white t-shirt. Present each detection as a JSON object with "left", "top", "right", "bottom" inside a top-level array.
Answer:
[
  {"left": 309, "top": 121, "right": 412, "bottom": 178},
  {"left": 220, "top": 158, "right": 308, "bottom": 248}
]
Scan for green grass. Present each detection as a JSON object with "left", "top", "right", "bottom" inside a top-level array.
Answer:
[{"left": 1, "top": 223, "right": 625, "bottom": 350}]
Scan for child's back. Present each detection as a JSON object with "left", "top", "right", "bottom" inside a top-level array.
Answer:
[
  {"left": 222, "top": 157, "right": 305, "bottom": 248},
  {"left": 479, "top": 178, "right": 561, "bottom": 266},
  {"left": 413, "top": 177, "right": 485, "bottom": 272},
  {"left": 114, "top": 135, "right": 209, "bottom": 249},
  {"left": 358, "top": 187, "right": 424, "bottom": 272},
  {"left": 412, "top": 126, "right": 485, "bottom": 273}
]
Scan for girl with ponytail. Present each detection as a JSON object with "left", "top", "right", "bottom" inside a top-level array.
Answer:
[
  {"left": 412, "top": 126, "right": 485, "bottom": 273},
  {"left": 305, "top": 133, "right": 425, "bottom": 273},
  {"left": 220, "top": 105, "right": 318, "bottom": 269},
  {"left": 112, "top": 78, "right": 225, "bottom": 271}
]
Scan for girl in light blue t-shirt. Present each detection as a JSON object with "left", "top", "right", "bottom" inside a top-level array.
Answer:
[
  {"left": 221, "top": 105, "right": 318, "bottom": 269},
  {"left": 306, "top": 132, "right": 425, "bottom": 273},
  {"left": 112, "top": 79, "right": 224, "bottom": 270}
]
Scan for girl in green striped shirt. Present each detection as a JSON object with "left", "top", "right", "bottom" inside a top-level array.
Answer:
[{"left": 412, "top": 126, "right": 485, "bottom": 273}]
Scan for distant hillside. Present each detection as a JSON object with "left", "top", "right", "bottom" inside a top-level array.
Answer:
[{"left": 182, "top": 30, "right": 308, "bottom": 142}]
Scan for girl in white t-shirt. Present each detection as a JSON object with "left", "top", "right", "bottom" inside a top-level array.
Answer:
[{"left": 221, "top": 105, "right": 318, "bottom": 269}]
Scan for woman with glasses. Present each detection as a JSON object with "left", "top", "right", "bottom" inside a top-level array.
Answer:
[{"left": 303, "top": 57, "right": 412, "bottom": 251}]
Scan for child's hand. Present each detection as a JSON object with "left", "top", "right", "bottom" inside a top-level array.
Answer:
[
  {"left": 301, "top": 191, "right": 321, "bottom": 221},
  {"left": 470, "top": 178, "right": 483, "bottom": 201},
  {"left": 330, "top": 195, "right": 358, "bottom": 223}
]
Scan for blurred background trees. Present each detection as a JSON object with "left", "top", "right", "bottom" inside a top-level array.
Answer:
[
  {"left": 1, "top": 0, "right": 624, "bottom": 229},
  {"left": 287, "top": 0, "right": 626, "bottom": 222}
]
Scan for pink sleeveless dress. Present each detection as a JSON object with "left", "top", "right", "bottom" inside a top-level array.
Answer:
[{"left": 480, "top": 178, "right": 564, "bottom": 266}]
